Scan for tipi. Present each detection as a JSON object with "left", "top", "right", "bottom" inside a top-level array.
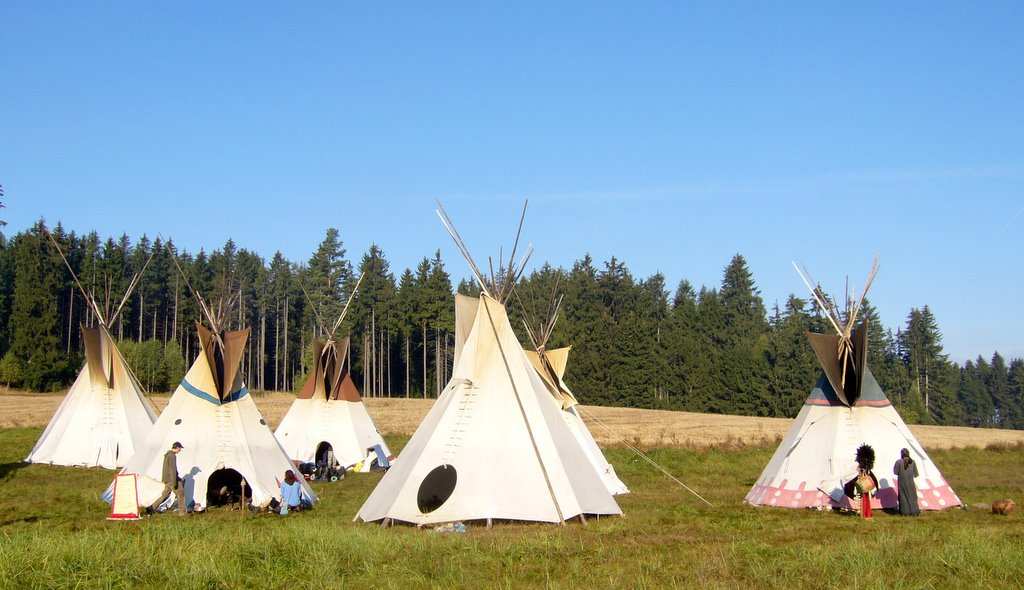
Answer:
[
  {"left": 356, "top": 202, "right": 622, "bottom": 525},
  {"left": 26, "top": 233, "right": 157, "bottom": 469},
  {"left": 108, "top": 258, "right": 315, "bottom": 510},
  {"left": 275, "top": 276, "right": 391, "bottom": 469},
  {"left": 517, "top": 286, "right": 629, "bottom": 495},
  {"left": 745, "top": 261, "right": 961, "bottom": 511}
]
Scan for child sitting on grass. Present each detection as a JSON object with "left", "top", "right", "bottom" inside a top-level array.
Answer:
[{"left": 278, "top": 470, "right": 311, "bottom": 515}]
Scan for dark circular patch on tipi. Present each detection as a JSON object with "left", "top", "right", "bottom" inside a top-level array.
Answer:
[
  {"left": 417, "top": 464, "right": 457, "bottom": 514},
  {"left": 174, "top": 418, "right": 182, "bottom": 425}
]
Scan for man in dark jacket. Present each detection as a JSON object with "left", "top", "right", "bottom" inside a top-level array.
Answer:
[{"left": 148, "top": 442, "right": 186, "bottom": 515}]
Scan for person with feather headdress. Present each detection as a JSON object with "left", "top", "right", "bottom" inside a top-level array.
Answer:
[{"left": 843, "top": 444, "right": 879, "bottom": 519}]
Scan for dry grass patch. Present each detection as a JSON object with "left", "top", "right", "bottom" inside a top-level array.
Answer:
[{"left": 3, "top": 388, "right": 1024, "bottom": 450}]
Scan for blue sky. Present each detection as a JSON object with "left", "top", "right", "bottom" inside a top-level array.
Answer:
[{"left": 1, "top": 2, "right": 1021, "bottom": 362}]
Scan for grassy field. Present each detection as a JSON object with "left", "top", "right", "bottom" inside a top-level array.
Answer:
[{"left": 0, "top": 428, "right": 1022, "bottom": 589}]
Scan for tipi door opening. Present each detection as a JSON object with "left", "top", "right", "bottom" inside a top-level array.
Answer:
[
  {"left": 207, "top": 468, "right": 249, "bottom": 508},
  {"left": 416, "top": 464, "right": 457, "bottom": 514},
  {"left": 314, "top": 442, "right": 343, "bottom": 481}
]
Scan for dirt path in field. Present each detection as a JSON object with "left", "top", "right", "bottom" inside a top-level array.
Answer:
[{"left": 3, "top": 388, "right": 1023, "bottom": 450}]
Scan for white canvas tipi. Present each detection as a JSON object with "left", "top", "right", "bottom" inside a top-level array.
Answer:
[
  {"left": 276, "top": 276, "right": 391, "bottom": 468},
  {"left": 108, "top": 262, "right": 315, "bottom": 510},
  {"left": 26, "top": 234, "right": 157, "bottom": 469},
  {"left": 356, "top": 202, "right": 621, "bottom": 525},
  {"left": 745, "top": 261, "right": 961, "bottom": 511},
  {"left": 517, "top": 288, "right": 629, "bottom": 495}
]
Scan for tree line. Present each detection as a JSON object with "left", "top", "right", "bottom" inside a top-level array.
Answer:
[{"left": 0, "top": 220, "right": 1021, "bottom": 430}]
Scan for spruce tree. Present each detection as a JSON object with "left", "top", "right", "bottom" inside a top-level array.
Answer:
[
  {"left": 0, "top": 233, "right": 13, "bottom": 356},
  {"left": 1006, "top": 359, "right": 1024, "bottom": 429},
  {"left": 986, "top": 353, "right": 1011, "bottom": 427},
  {"left": 719, "top": 254, "right": 767, "bottom": 343},
  {"left": 957, "top": 359, "right": 995, "bottom": 427},
  {"left": 10, "top": 222, "right": 68, "bottom": 390},
  {"left": 306, "top": 228, "right": 352, "bottom": 334},
  {"left": 561, "top": 255, "right": 605, "bottom": 404}
]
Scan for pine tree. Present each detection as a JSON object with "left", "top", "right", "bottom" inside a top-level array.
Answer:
[
  {"left": 719, "top": 254, "right": 767, "bottom": 343},
  {"left": 394, "top": 268, "right": 418, "bottom": 396},
  {"left": 306, "top": 228, "right": 352, "bottom": 336},
  {"left": 0, "top": 233, "right": 13, "bottom": 357},
  {"left": 901, "top": 306, "right": 949, "bottom": 419},
  {"left": 0, "top": 217, "right": 1022, "bottom": 431},
  {"left": 267, "top": 251, "right": 293, "bottom": 391},
  {"left": 958, "top": 359, "right": 995, "bottom": 427},
  {"left": 425, "top": 251, "right": 453, "bottom": 396},
  {"left": 561, "top": 255, "right": 606, "bottom": 405},
  {"left": 348, "top": 244, "right": 396, "bottom": 396},
  {"left": 765, "top": 295, "right": 819, "bottom": 416},
  {"left": 984, "top": 353, "right": 1010, "bottom": 427},
  {"left": 10, "top": 222, "right": 69, "bottom": 390},
  {"left": 664, "top": 279, "right": 712, "bottom": 411},
  {"left": 1006, "top": 359, "right": 1024, "bottom": 429}
]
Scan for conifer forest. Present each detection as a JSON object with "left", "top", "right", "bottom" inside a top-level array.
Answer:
[{"left": 0, "top": 220, "right": 1020, "bottom": 430}]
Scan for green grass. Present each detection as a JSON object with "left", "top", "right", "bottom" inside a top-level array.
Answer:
[{"left": 0, "top": 429, "right": 1022, "bottom": 589}]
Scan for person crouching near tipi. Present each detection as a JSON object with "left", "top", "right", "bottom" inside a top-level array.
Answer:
[{"left": 147, "top": 442, "right": 186, "bottom": 516}]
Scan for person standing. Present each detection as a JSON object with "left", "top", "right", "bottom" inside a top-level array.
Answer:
[
  {"left": 844, "top": 444, "right": 879, "bottom": 519},
  {"left": 148, "top": 442, "right": 186, "bottom": 515},
  {"left": 894, "top": 448, "right": 921, "bottom": 516}
]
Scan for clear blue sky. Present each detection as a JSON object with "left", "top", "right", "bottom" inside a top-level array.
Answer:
[{"left": 1, "top": 2, "right": 1021, "bottom": 362}]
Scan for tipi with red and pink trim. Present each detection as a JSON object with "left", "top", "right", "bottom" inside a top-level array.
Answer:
[{"left": 745, "top": 260, "right": 961, "bottom": 511}]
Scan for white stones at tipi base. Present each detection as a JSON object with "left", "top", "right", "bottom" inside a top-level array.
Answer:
[
  {"left": 356, "top": 294, "right": 622, "bottom": 525},
  {"left": 26, "top": 326, "right": 157, "bottom": 470}
]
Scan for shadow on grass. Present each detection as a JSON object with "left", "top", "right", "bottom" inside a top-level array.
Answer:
[
  {"left": 0, "top": 461, "right": 29, "bottom": 481},
  {"left": 0, "top": 516, "right": 43, "bottom": 527}
]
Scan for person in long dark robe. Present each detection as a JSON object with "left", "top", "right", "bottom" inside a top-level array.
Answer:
[{"left": 894, "top": 448, "right": 920, "bottom": 516}]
